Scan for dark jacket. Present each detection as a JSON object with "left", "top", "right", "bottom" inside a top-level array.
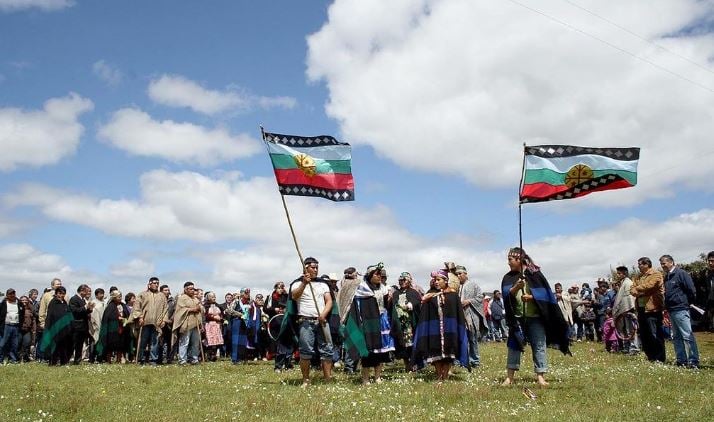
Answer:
[
  {"left": 664, "top": 267, "right": 696, "bottom": 312},
  {"left": 0, "top": 299, "right": 25, "bottom": 334},
  {"left": 69, "top": 294, "right": 92, "bottom": 332}
]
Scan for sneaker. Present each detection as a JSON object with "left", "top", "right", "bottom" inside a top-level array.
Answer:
[{"left": 333, "top": 361, "right": 342, "bottom": 368}]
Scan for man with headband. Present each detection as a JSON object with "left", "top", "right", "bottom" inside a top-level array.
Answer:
[
  {"left": 501, "top": 247, "right": 570, "bottom": 387},
  {"left": 289, "top": 256, "right": 334, "bottom": 387}
]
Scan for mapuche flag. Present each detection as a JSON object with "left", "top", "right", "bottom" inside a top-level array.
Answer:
[
  {"left": 520, "top": 145, "right": 639, "bottom": 203},
  {"left": 263, "top": 131, "right": 354, "bottom": 201}
]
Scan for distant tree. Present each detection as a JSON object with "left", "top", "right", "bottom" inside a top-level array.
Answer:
[{"left": 679, "top": 253, "right": 708, "bottom": 275}]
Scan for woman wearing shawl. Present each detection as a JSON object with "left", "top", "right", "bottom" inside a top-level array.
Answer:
[
  {"left": 360, "top": 263, "right": 394, "bottom": 384},
  {"left": 40, "top": 286, "right": 73, "bottom": 365},
  {"left": 225, "top": 289, "right": 249, "bottom": 364},
  {"left": 247, "top": 294, "right": 268, "bottom": 360},
  {"left": 390, "top": 272, "right": 421, "bottom": 370},
  {"left": 412, "top": 270, "right": 469, "bottom": 383},
  {"left": 341, "top": 263, "right": 395, "bottom": 384},
  {"left": 96, "top": 290, "right": 129, "bottom": 364},
  {"left": 203, "top": 292, "right": 224, "bottom": 361},
  {"left": 501, "top": 247, "right": 571, "bottom": 387},
  {"left": 123, "top": 292, "right": 137, "bottom": 361}
]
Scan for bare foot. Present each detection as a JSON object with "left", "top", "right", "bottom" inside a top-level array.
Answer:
[
  {"left": 536, "top": 376, "right": 549, "bottom": 387},
  {"left": 374, "top": 377, "right": 383, "bottom": 384},
  {"left": 501, "top": 378, "right": 513, "bottom": 387},
  {"left": 301, "top": 380, "right": 310, "bottom": 388}
]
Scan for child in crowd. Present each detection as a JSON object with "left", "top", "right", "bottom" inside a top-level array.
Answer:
[
  {"left": 602, "top": 308, "right": 618, "bottom": 353},
  {"left": 580, "top": 303, "right": 596, "bottom": 341},
  {"left": 580, "top": 282, "right": 593, "bottom": 301}
]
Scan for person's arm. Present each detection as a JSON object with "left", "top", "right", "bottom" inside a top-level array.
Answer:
[
  {"left": 132, "top": 293, "right": 145, "bottom": 324},
  {"left": 38, "top": 295, "right": 49, "bottom": 328},
  {"left": 631, "top": 272, "right": 662, "bottom": 296},
  {"left": 318, "top": 290, "right": 332, "bottom": 324},
  {"left": 158, "top": 296, "right": 168, "bottom": 328},
  {"left": 68, "top": 296, "right": 82, "bottom": 317},
  {"left": 291, "top": 277, "right": 309, "bottom": 301},
  {"left": 509, "top": 277, "right": 525, "bottom": 297},
  {"left": 682, "top": 271, "right": 697, "bottom": 303}
]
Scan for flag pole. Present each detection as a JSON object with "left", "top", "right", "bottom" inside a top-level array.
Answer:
[
  {"left": 260, "top": 126, "right": 305, "bottom": 265},
  {"left": 518, "top": 142, "right": 527, "bottom": 276},
  {"left": 260, "top": 126, "right": 332, "bottom": 345}
]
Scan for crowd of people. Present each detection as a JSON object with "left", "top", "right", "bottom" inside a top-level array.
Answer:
[{"left": 0, "top": 249, "right": 711, "bottom": 387}]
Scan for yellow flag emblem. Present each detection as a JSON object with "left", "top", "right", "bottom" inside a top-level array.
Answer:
[{"left": 293, "top": 153, "right": 317, "bottom": 177}]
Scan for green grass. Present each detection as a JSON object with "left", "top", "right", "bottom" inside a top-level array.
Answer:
[{"left": 2, "top": 334, "right": 714, "bottom": 421}]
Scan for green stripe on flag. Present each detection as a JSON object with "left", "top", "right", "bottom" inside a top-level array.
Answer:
[
  {"left": 524, "top": 168, "right": 637, "bottom": 186},
  {"left": 269, "top": 154, "right": 352, "bottom": 174}
]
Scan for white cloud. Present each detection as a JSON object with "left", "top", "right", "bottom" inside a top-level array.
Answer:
[
  {"left": 5, "top": 168, "right": 712, "bottom": 294},
  {"left": 0, "top": 243, "right": 73, "bottom": 292},
  {"left": 0, "top": 214, "right": 26, "bottom": 237},
  {"left": 0, "top": 0, "right": 73, "bottom": 12},
  {"left": 147, "top": 74, "right": 296, "bottom": 115},
  {"left": 97, "top": 108, "right": 261, "bottom": 165},
  {"left": 92, "top": 60, "right": 123, "bottom": 86},
  {"left": 0, "top": 93, "right": 94, "bottom": 171},
  {"left": 110, "top": 258, "right": 155, "bottom": 279},
  {"left": 307, "top": 0, "right": 714, "bottom": 205}
]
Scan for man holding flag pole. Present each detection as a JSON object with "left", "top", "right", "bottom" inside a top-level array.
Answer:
[
  {"left": 261, "top": 128, "right": 353, "bottom": 386},
  {"left": 290, "top": 257, "right": 334, "bottom": 387}
]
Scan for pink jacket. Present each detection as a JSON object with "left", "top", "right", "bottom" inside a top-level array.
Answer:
[{"left": 602, "top": 317, "right": 617, "bottom": 342}]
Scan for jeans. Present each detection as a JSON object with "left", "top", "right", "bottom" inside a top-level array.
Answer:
[
  {"left": 297, "top": 319, "right": 333, "bottom": 361},
  {"left": 669, "top": 309, "right": 699, "bottom": 366},
  {"left": 178, "top": 328, "right": 201, "bottom": 364},
  {"left": 637, "top": 310, "right": 666, "bottom": 362},
  {"left": 20, "top": 331, "right": 33, "bottom": 361},
  {"left": 492, "top": 318, "right": 507, "bottom": 340},
  {"left": 157, "top": 324, "right": 174, "bottom": 363},
  {"left": 467, "top": 328, "right": 480, "bottom": 366},
  {"left": 507, "top": 317, "right": 548, "bottom": 373},
  {"left": 137, "top": 324, "right": 160, "bottom": 363},
  {"left": 0, "top": 324, "right": 20, "bottom": 363}
]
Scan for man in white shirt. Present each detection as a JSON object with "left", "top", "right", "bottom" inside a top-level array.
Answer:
[
  {"left": 0, "top": 289, "right": 25, "bottom": 364},
  {"left": 290, "top": 256, "right": 333, "bottom": 387}
]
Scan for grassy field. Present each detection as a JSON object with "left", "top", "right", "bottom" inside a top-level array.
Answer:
[{"left": 1, "top": 334, "right": 713, "bottom": 421}]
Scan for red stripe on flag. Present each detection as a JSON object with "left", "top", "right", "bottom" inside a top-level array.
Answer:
[
  {"left": 274, "top": 169, "right": 354, "bottom": 190},
  {"left": 572, "top": 178, "right": 634, "bottom": 198},
  {"left": 520, "top": 183, "right": 568, "bottom": 199}
]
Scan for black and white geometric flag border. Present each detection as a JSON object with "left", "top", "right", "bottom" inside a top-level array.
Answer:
[{"left": 279, "top": 185, "right": 354, "bottom": 202}]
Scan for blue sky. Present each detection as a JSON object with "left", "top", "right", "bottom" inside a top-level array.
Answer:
[{"left": 1, "top": 0, "right": 713, "bottom": 297}]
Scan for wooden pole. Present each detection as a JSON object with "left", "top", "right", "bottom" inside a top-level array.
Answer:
[
  {"left": 134, "top": 324, "right": 143, "bottom": 364},
  {"left": 518, "top": 142, "right": 527, "bottom": 277},
  {"left": 261, "top": 126, "right": 332, "bottom": 345}
]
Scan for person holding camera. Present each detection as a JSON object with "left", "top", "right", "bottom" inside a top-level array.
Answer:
[{"left": 501, "top": 247, "right": 570, "bottom": 387}]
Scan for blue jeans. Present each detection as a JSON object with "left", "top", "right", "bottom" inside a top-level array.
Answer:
[
  {"left": 467, "top": 328, "right": 480, "bottom": 366},
  {"left": 507, "top": 317, "right": 548, "bottom": 373},
  {"left": 137, "top": 325, "right": 160, "bottom": 363},
  {"left": 669, "top": 309, "right": 699, "bottom": 366},
  {"left": 0, "top": 324, "right": 20, "bottom": 363},
  {"left": 492, "top": 318, "right": 507, "bottom": 340},
  {"left": 297, "top": 319, "right": 333, "bottom": 361},
  {"left": 178, "top": 328, "right": 201, "bottom": 364}
]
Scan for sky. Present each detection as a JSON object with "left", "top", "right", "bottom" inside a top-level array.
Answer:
[{"left": 1, "top": 0, "right": 713, "bottom": 298}]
